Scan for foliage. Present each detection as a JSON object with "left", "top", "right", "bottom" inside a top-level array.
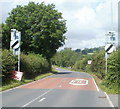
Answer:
[
  {"left": 2, "top": 2, "right": 67, "bottom": 60},
  {"left": 90, "top": 50, "right": 105, "bottom": 79},
  {"left": 104, "top": 50, "right": 120, "bottom": 88},
  {"left": 2, "top": 23, "right": 10, "bottom": 49},
  {"left": 73, "top": 49, "right": 119, "bottom": 93},
  {"left": 73, "top": 54, "right": 92, "bottom": 71},
  {"left": 21, "top": 53, "right": 49, "bottom": 79},
  {"left": 52, "top": 48, "right": 81, "bottom": 67},
  {"left": 74, "top": 47, "right": 104, "bottom": 54},
  {"left": 2, "top": 49, "right": 17, "bottom": 83},
  {"left": 73, "top": 50, "right": 106, "bottom": 79},
  {"left": 2, "top": 49, "right": 50, "bottom": 84}
]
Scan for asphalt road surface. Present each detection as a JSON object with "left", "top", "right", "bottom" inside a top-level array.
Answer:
[{"left": 2, "top": 68, "right": 115, "bottom": 108}]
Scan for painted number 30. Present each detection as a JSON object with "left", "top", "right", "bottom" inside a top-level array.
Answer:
[{"left": 69, "top": 79, "right": 88, "bottom": 86}]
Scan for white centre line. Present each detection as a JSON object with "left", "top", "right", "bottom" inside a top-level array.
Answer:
[
  {"left": 38, "top": 98, "right": 46, "bottom": 102},
  {"left": 22, "top": 78, "right": 65, "bottom": 107},
  {"left": 22, "top": 88, "right": 53, "bottom": 107}
]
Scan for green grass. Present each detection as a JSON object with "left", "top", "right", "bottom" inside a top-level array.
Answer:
[
  {"left": 0, "top": 70, "right": 57, "bottom": 92},
  {"left": 85, "top": 72, "right": 119, "bottom": 94},
  {"left": 34, "top": 73, "right": 53, "bottom": 80},
  {"left": 100, "top": 82, "right": 119, "bottom": 94}
]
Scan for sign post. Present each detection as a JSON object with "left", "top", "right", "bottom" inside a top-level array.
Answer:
[
  {"left": 16, "top": 31, "right": 21, "bottom": 71},
  {"left": 10, "top": 29, "right": 21, "bottom": 72},
  {"left": 105, "top": 31, "right": 116, "bottom": 73}
]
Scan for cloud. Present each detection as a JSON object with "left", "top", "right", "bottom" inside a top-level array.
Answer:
[
  {"left": 61, "top": 0, "right": 119, "bottom": 49},
  {"left": 0, "top": 0, "right": 119, "bottom": 49}
]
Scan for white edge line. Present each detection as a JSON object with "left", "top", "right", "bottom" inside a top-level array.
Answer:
[
  {"left": 0, "top": 74, "right": 55, "bottom": 93},
  {"left": 104, "top": 92, "right": 115, "bottom": 108},
  {"left": 87, "top": 73, "right": 99, "bottom": 92},
  {"left": 92, "top": 78, "right": 99, "bottom": 92},
  {"left": 22, "top": 89, "right": 53, "bottom": 107}
]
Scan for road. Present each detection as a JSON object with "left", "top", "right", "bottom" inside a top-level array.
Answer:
[{"left": 2, "top": 68, "right": 115, "bottom": 108}]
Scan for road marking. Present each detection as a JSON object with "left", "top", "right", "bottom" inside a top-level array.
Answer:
[
  {"left": 1, "top": 74, "right": 55, "bottom": 93},
  {"left": 92, "top": 78, "right": 99, "bottom": 92},
  {"left": 59, "top": 85, "right": 62, "bottom": 87},
  {"left": 104, "top": 92, "right": 115, "bottom": 108},
  {"left": 22, "top": 88, "right": 53, "bottom": 107},
  {"left": 69, "top": 79, "right": 88, "bottom": 86},
  {"left": 38, "top": 98, "right": 46, "bottom": 102},
  {"left": 22, "top": 78, "right": 65, "bottom": 107}
]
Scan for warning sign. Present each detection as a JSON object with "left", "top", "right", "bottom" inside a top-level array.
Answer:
[{"left": 11, "top": 71, "right": 23, "bottom": 81}]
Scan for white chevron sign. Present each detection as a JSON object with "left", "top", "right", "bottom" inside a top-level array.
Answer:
[
  {"left": 105, "top": 44, "right": 114, "bottom": 54},
  {"left": 11, "top": 39, "right": 20, "bottom": 49}
]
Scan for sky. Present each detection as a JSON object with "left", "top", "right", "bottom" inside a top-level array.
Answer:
[{"left": 0, "top": 0, "right": 119, "bottom": 50}]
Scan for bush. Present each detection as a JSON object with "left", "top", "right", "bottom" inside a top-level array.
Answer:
[
  {"left": 73, "top": 50, "right": 106, "bottom": 79},
  {"left": 21, "top": 53, "right": 49, "bottom": 79},
  {"left": 90, "top": 50, "right": 105, "bottom": 79},
  {"left": 52, "top": 48, "right": 81, "bottom": 67},
  {"left": 73, "top": 54, "right": 93, "bottom": 71},
  {"left": 105, "top": 50, "right": 120, "bottom": 87},
  {"left": 2, "top": 49, "right": 17, "bottom": 83}
]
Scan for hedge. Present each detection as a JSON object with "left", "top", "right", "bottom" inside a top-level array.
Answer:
[
  {"left": 73, "top": 49, "right": 119, "bottom": 93},
  {"left": 105, "top": 50, "right": 119, "bottom": 87},
  {"left": 2, "top": 49, "right": 17, "bottom": 84},
  {"left": 20, "top": 53, "right": 49, "bottom": 79},
  {"left": 2, "top": 49, "right": 50, "bottom": 84}
]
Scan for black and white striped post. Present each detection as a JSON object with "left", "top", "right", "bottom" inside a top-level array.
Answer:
[
  {"left": 10, "top": 29, "right": 21, "bottom": 71},
  {"left": 105, "top": 43, "right": 114, "bottom": 73},
  {"left": 105, "top": 31, "right": 115, "bottom": 73}
]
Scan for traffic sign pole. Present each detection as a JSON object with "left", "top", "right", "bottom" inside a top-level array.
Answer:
[
  {"left": 105, "top": 31, "right": 116, "bottom": 73},
  {"left": 10, "top": 29, "right": 21, "bottom": 72},
  {"left": 17, "top": 31, "right": 21, "bottom": 71},
  {"left": 105, "top": 53, "right": 107, "bottom": 73}
]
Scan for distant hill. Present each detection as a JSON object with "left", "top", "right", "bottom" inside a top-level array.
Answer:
[{"left": 75, "top": 46, "right": 104, "bottom": 55}]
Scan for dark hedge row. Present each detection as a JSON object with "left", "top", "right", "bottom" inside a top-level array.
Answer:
[
  {"left": 2, "top": 49, "right": 50, "bottom": 84},
  {"left": 20, "top": 53, "right": 49, "bottom": 79},
  {"left": 2, "top": 49, "right": 17, "bottom": 83},
  {"left": 73, "top": 50, "right": 105, "bottom": 79}
]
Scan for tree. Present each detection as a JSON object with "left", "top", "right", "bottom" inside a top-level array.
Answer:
[
  {"left": 2, "top": 2, "right": 67, "bottom": 62},
  {"left": 52, "top": 48, "right": 81, "bottom": 67},
  {"left": 75, "top": 49, "right": 81, "bottom": 53},
  {"left": 2, "top": 23, "right": 10, "bottom": 49}
]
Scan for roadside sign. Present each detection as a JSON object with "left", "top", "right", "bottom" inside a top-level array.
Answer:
[
  {"left": 88, "top": 60, "right": 92, "bottom": 64},
  {"left": 10, "top": 29, "right": 21, "bottom": 71},
  {"left": 105, "top": 31, "right": 116, "bottom": 73},
  {"left": 105, "top": 44, "right": 114, "bottom": 54},
  {"left": 11, "top": 71, "right": 23, "bottom": 81},
  {"left": 10, "top": 39, "right": 20, "bottom": 49}
]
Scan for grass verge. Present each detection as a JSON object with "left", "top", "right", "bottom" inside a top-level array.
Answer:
[{"left": 0, "top": 70, "right": 57, "bottom": 92}]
